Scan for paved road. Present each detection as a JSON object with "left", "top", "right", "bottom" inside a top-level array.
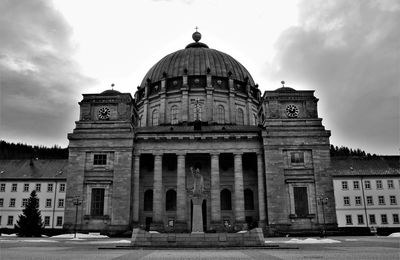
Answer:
[{"left": 1, "top": 236, "right": 399, "bottom": 259}]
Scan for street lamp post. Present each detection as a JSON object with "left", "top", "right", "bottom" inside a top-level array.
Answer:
[
  {"left": 318, "top": 195, "right": 328, "bottom": 237},
  {"left": 73, "top": 197, "right": 82, "bottom": 239}
]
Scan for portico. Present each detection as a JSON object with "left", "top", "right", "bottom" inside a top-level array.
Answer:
[{"left": 131, "top": 132, "right": 265, "bottom": 232}]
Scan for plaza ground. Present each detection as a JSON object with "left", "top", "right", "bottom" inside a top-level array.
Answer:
[{"left": 0, "top": 235, "right": 399, "bottom": 259}]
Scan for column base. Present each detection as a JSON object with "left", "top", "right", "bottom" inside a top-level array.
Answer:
[
  {"left": 234, "top": 221, "right": 247, "bottom": 231},
  {"left": 209, "top": 221, "right": 224, "bottom": 232},
  {"left": 174, "top": 221, "right": 189, "bottom": 233},
  {"left": 150, "top": 222, "right": 165, "bottom": 232}
]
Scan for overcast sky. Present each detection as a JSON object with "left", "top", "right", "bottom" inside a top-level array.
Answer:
[{"left": 0, "top": 0, "right": 398, "bottom": 155}]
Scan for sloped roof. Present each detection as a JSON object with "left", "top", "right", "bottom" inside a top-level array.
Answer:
[
  {"left": 0, "top": 159, "right": 67, "bottom": 180},
  {"left": 330, "top": 156, "right": 400, "bottom": 177}
]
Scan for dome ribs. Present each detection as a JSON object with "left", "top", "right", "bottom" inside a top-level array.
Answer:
[{"left": 139, "top": 46, "right": 255, "bottom": 88}]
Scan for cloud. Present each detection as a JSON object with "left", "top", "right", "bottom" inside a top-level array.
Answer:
[
  {"left": 0, "top": 0, "right": 96, "bottom": 147},
  {"left": 266, "top": 0, "right": 400, "bottom": 154}
]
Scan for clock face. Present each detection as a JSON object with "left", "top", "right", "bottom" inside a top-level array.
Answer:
[
  {"left": 98, "top": 107, "right": 110, "bottom": 120},
  {"left": 286, "top": 104, "right": 299, "bottom": 118}
]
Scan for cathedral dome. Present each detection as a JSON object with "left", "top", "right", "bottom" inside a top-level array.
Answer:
[{"left": 140, "top": 32, "right": 255, "bottom": 88}]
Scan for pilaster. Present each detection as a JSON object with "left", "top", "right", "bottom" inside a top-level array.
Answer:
[
  {"left": 176, "top": 154, "right": 187, "bottom": 223},
  {"left": 132, "top": 155, "right": 140, "bottom": 224},
  {"left": 257, "top": 153, "right": 266, "bottom": 227}
]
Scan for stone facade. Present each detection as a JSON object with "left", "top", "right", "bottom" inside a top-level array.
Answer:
[{"left": 64, "top": 32, "right": 337, "bottom": 235}]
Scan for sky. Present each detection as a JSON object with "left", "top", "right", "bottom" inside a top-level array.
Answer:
[{"left": 0, "top": 0, "right": 399, "bottom": 155}]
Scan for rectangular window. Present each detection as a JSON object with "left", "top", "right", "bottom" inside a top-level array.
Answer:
[
  {"left": 357, "top": 215, "right": 364, "bottom": 224},
  {"left": 7, "top": 216, "right": 13, "bottom": 226},
  {"left": 390, "top": 195, "right": 397, "bottom": 205},
  {"left": 353, "top": 181, "right": 360, "bottom": 189},
  {"left": 381, "top": 214, "right": 388, "bottom": 224},
  {"left": 44, "top": 216, "right": 50, "bottom": 226},
  {"left": 22, "top": 198, "right": 28, "bottom": 207},
  {"left": 58, "top": 199, "right": 64, "bottom": 208},
  {"left": 376, "top": 180, "right": 383, "bottom": 189},
  {"left": 93, "top": 154, "right": 107, "bottom": 165},
  {"left": 11, "top": 183, "right": 17, "bottom": 192},
  {"left": 369, "top": 214, "right": 376, "bottom": 224},
  {"left": 56, "top": 216, "right": 63, "bottom": 226},
  {"left": 345, "top": 215, "right": 352, "bottom": 225},
  {"left": 290, "top": 152, "right": 304, "bottom": 164},
  {"left": 293, "top": 187, "right": 308, "bottom": 217},
  {"left": 393, "top": 214, "right": 399, "bottom": 224},
  {"left": 9, "top": 198, "right": 16, "bottom": 207},
  {"left": 0, "top": 198, "right": 3, "bottom": 207},
  {"left": 0, "top": 183, "right": 5, "bottom": 192},
  {"left": 91, "top": 188, "right": 105, "bottom": 216},
  {"left": 343, "top": 196, "right": 350, "bottom": 206},
  {"left": 47, "top": 184, "right": 53, "bottom": 192},
  {"left": 387, "top": 180, "right": 394, "bottom": 189},
  {"left": 342, "top": 181, "right": 348, "bottom": 190},
  {"left": 378, "top": 196, "right": 385, "bottom": 205},
  {"left": 46, "top": 199, "right": 52, "bottom": 208},
  {"left": 59, "top": 183, "right": 66, "bottom": 192},
  {"left": 24, "top": 183, "right": 29, "bottom": 192},
  {"left": 355, "top": 196, "right": 362, "bottom": 206},
  {"left": 365, "top": 180, "right": 371, "bottom": 189},
  {"left": 367, "top": 196, "right": 373, "bottom": 205},
  {"left": 36, "top": 184, "right": 41, "bottom": 192}
]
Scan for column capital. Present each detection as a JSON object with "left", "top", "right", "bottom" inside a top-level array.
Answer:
[
  {"left": 234, "top": 152, "right": 244, "bottom": 156},
  {"left": 153, "top": 152, "right": 163, "bottom": 157},
  {"left": 210, "top": 152, "right": 220, "bottom": 158}
]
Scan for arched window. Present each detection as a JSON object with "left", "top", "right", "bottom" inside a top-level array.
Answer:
[
  {"left": 165, "top": 189, "right": 177, "bottom": 211},
  {"left": 220, "top": 189, "right": 232, "bottom": 210},
  {"left": 152, "top": 109, "right": 159, "bottom": 126},
  {"left": 237, "top": 108, "right": 244, "bottom": 125},
  {"left": 170, "top": 105, "right": 178, "bottom": 125},
  {"left": 217, "top": 105, "right": 225, "bottom": 124},
  {"left": 144, "top": 190, "right": 153, "bottom": 211},
  {"left": 253, "top": 114, "right": 257, "bottom": 126},
  {"left": 244, "top": 189, "right": 254, "bottom": 210}
]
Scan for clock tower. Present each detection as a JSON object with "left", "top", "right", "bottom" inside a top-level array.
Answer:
[
  {"left": 259, "top": 83, "right": 335, "bottom": 233},
  {"left": 65, "top": 89, "right": 137, "bottom": 233}
]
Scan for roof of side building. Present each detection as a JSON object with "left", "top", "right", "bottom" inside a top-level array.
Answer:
[
  {"left": 330, "top": 156, "right": 400, "bottom": 177},
  {"left": 0, "top": 159, "right": 68, "bottom": 180}
]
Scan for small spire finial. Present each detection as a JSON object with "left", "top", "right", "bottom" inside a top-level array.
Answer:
[
  {"left": 192, "top": 27, "right": 201, "bottom": 42},
  {"left": 281, "top": 81, "right": 285, "bottom": 88},
  {"left": 195, "top": 26, "right": 199, "bottom": 32},
  {"left": 111, "top": 83, "right": 115, "bottom": 90}
]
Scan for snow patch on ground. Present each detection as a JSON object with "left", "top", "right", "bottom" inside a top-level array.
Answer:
[
  {"left": 345, "top": 238, "right": 359, "bottom": 241},
  {"left": 1, "top": 233, "right": 17, "bottom": 237},
  {"left": 24, "top": 239, "right": 59, "bottom": 243},
  {"left": 284, "top": 238, "right": 341, "bottom": 244},
  {"left": 87, "top": 239, "right": 131, "bottom": 244},
  {"left": 51, "top": 233, "right": 109, "bottom": 239},
  {"left": 388, "top": 232, "right": 400, "bottom": 237}
]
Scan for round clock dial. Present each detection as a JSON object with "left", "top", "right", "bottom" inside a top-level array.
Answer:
[
  {"left": 286, "top": 104, "right": 299, "bottom": 118},
  {"left": 98, "top": 107, "right": 110, "bottom": 120}
]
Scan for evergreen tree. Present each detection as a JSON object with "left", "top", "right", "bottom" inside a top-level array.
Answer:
[{"left": 15, "top": 190, "right": 44, "bottom": 237}]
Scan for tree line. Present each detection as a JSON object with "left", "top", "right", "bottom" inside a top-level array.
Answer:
[
  {"left": 0, "top": 140, "right": 378, "bottom": 159},
  {"left": 330, "top": 145, "right": 377, "bottom": 157},
  {"left": 0, "top": 140, "right": 68, "bottom": 159}
]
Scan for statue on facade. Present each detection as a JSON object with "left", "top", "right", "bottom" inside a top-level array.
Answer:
[{"left": 190, "top": 166, "right": 204, "bottom": 196}]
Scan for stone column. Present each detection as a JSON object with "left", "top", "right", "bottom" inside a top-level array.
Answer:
[
  {"left": 234, "top": 153, "right": 245, "bottom": 223},
  {"left": 210, "top": 153, "right": 221, "bottom": 225},
  {"left": 176, "top": 154, "right": 187, "bottom": 228},
  {"left": 257, "top": 153, "right": 266, "bottom": 227},
  {"left": 153, "top": 154, "right": 163, "bottom": 223},
  {"left": 132, "top": 154, "right": 140, "bottom": 224}
]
